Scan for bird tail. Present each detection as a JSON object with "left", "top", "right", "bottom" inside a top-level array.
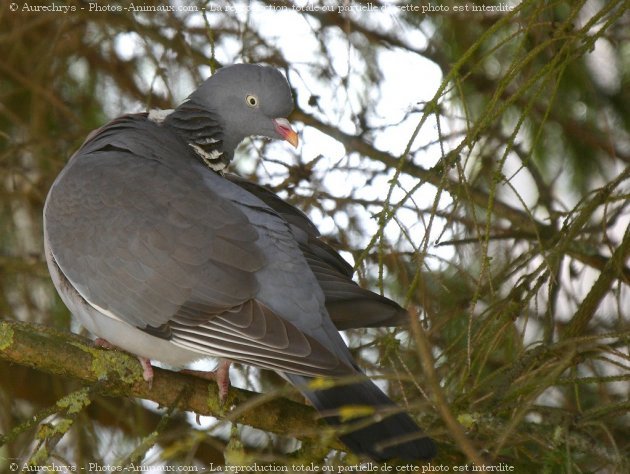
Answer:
[{"left": 285, "top": 374, "right": 436, "bottom": 461}]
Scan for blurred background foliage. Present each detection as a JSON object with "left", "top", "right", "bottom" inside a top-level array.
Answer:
[{"left": 1, "top": 0, "right": 629, "bottom": 471}]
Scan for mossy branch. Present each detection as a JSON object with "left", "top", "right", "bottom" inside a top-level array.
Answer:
[
  {"left": 0, "top": 319, "right": 342, "bottom": 450},
  {"left": 563, "top": 224, "right": 630, "bottom": 338}
]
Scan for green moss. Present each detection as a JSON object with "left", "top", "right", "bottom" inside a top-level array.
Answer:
[
  {"left": 56, "top": 387, "right": 91, "bottom": 415},
  {"left": 28, "top": 446, "right": 49, "bottom": 466},
  {"left": 55, "top": 418, "right": 73, "bottom": 434},
  {"left": 70, "top": 341, "right": 143, "bottom": 384},
  {"left": 36, "top": 418, "right": 73, "bottom": 440},
  {"left": 457, "top": 412, "right": 480, "bottom": 430},
  {"left": 224, "top": 428, "right": 246, "bottom": 466},
  {"left": 0, "top": 322, "right": 14, "bottom": 351},
  {"left": 36, "top": 423, "right": 55, "bottom": 440},
  {"left": 207, "top": 384, "right": 227, "bottom": 416}
]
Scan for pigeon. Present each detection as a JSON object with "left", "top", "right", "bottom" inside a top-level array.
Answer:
[{"left": 43, "top": 64, "right": 436, "bottom": 461}]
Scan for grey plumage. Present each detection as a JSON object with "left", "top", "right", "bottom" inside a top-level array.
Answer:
[
  {"left": 225, "top": 174, "right": 410, "bottom": 330},
  {"left": 44, "top": 64, "right": 436, "bottom": 461}
]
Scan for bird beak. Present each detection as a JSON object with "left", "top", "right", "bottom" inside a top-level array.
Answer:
[{"left": 273, "top": 118, "right": 299, "bottom": 148}]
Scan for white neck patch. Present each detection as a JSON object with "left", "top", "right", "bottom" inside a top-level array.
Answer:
[
  {"left": 189, "top": 143, "right": 226, "bottom": 172},
  {"left": 148, "top": 109, "right": 174, "bottom": 124}
]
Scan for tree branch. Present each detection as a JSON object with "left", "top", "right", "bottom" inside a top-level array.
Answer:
[
  {"left": 292, "top": 108, "right": 554, "bottom": 237},
  {"left": 563, "top": 224, "right": 630, "bottom": 338},
  {"left": 291, "top": 109, "right": 630, "bottom": 285},
  {"left": 0, "top": 320, "right": 343, "bottom": 450}
]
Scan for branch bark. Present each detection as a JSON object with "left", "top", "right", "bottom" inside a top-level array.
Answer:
[{"left": 0, "top": 320, "right": 342, "bottom": 450}]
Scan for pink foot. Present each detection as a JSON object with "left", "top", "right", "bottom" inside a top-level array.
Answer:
[
  {"left": 181, "top": 359, "right": 232, "bottom": 403},
  {"left": 138, "top": 357, "right": 154, "bottom": 386},
  {"left": 94, "top": 338, "right": 154, "bottom": 387}
]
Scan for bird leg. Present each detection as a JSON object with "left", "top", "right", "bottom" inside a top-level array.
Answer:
[
  {"left": 137, "top": 357, "right": 154, "bottom": 385},
  {"left": 94, "top": 338, "right": 154, "bottom": 386},
  {"left": 93, "top": 338, "right": 231, "bottom": 397},
  {"left": 180, "top": 359, "right": 232, "bottom": 403}
]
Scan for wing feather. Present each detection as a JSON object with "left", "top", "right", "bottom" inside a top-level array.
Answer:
[{"left": 224, "top": 175, "right": 409, "bottom": 329}]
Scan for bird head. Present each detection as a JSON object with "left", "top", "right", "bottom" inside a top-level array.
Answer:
[{"left": 187, "top": 64, "right": 298, "bottom": 155}]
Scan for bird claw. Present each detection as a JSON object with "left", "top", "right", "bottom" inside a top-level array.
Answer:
[
  {"left": 180, "top": 359, "right": 232, "bottom": 403},
  {"left": 138, "top": 357, "right": 154, "bottom": 388}
]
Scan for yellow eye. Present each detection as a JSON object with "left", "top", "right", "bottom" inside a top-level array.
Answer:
[{"left": 246, "top": 94, "right": 259, "bottom": 107}]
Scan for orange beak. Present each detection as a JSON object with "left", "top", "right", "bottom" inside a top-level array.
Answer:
[{"left": 273, "top": 118, "right": 299, "bottom": 148}]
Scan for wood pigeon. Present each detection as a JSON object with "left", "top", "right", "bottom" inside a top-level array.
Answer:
[{"left": 43, "top": 64, "right": 436, "bottom": 461}]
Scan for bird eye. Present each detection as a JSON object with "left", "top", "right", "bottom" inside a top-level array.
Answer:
[{"left": 246, "top": 94, "right": 259, "bottom": 107}]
